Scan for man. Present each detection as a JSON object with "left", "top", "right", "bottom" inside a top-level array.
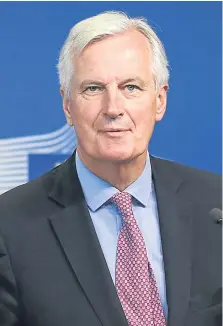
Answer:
[{"left": 0, "top": 11, "right": 221, "bottom": 326}]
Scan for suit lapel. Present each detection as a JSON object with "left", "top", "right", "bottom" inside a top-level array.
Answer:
[
  {"left": 46, "top": 152, "right": 193, "bottom": 326},
  {"left": 151, "top": 156, "right": 193, "bottom": 326},
  {"left": 47, "top": 154, "right": 128, "bottom": 326}
]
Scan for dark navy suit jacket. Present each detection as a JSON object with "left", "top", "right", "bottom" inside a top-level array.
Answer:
[{"left": 0, "top": 153, "right": 221, "bottom": 326}]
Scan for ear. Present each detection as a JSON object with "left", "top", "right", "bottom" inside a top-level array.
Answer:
[
  {"left": 60, "top": 88, "right": 73, "bottom": 126},
  {"left": 155, "top": 84, "right": 169, "bottom": 122}
]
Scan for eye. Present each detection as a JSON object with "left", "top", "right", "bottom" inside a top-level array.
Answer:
[
  {"left": 84, "top": 86, "right": 103, "bottom": 93},
  {"left": 125, "top": 84, "right": 140, "bottom": 92}
]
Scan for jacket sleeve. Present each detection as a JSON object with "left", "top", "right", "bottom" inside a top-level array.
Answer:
[{"left": 0, "top": 234, "right": 21, "bottom": 326}]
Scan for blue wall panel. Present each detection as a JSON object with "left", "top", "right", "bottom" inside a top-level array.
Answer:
[{"left": 0, "top": 2, "right": 221, "bottom": 194}]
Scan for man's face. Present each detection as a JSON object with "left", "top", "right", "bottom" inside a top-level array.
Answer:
[{"left": 62, "top": 29, "right": 168, "bottom": 164}]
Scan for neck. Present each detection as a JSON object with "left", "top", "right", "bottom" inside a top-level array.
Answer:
[{"left": 77, "top": 149, "right": 147, "bottom": 191}]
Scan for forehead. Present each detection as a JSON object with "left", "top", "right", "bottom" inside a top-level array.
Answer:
[{"left": 73, "top": 30, "right": 153, "bottom": 84}]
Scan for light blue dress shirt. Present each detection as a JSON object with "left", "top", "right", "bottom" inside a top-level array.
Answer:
[{"left": 75, "top": 152, "right": 168, "bottom": 318}]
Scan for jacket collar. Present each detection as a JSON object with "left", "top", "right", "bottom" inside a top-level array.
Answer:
[{"left": 47, "top": 152, "right": 193, "bottom": 326}]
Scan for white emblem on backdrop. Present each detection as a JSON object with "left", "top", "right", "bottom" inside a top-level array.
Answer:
[{"left": 0, "top": 124, "right": 77, "bottom": 195}]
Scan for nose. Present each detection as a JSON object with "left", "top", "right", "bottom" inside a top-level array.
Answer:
[{"left": 102, "top": 84, "right": 124, "bottom": 119}]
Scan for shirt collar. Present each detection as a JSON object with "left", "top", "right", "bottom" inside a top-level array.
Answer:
[{"left": 75, "top": 151, "right": 152, "bottom": 212}]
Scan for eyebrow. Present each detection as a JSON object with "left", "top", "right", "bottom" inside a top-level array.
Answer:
[
  {"left": 80, "top": 80, "right": 105, "bottom": 89},
  {"left": 79, "top": 77, "right": 147, "bottom": 89},
  {"left": 120, "top": 77, "right": 147, "bottom": 88}
]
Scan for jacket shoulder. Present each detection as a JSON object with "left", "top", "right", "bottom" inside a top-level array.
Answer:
[
  {"left": 152, "top": 155, "right": 221, "bottom": 181},
  {"left": 151, "top": 156, "right": 222, "bottom": 205},
  {"left": 0, "top": 157, "right": 69, "bottom": 226}
]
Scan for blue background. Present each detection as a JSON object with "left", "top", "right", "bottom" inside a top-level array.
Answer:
[{"left": 0, "top": 1, "right": 221, "bottom": 181}]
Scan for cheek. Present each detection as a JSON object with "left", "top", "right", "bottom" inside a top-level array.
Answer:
[
  {"left": 136, "top": 117, "right": 155, "bottom": 141},
  {"left": 70, "top": 98, "right": 100, "bottom": 131},
  {"left": 128, "top": 102, "right": 157, "bottom": 134}
]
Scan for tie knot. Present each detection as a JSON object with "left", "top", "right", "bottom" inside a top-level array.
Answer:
[{"left": 110, "top": 192, "right": 132, "bottom": 216}]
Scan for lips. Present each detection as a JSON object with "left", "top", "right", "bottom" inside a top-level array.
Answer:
[
  {"left": 100, "top": 129, "right": 130, "bottom": 138},
  {"left": 101, "top": 129, "right": 129, "bottom": 132}
]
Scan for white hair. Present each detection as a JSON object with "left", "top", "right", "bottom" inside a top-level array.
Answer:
[{"left": 57, "top": 11, "right": 169, "bottom": 98}]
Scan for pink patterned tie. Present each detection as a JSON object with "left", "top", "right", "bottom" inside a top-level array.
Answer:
[{"left": 111, "top": 192, "right": 166, "bottom": 326}]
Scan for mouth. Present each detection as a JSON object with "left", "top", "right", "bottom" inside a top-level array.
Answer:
[
  {"left": 101, "top": 128, "right": 130, "bottom": 132},
  {"left": 100, "top": 129, "right": 130, "bottom": 137}
]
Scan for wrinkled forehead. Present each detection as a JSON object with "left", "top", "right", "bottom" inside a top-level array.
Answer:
[{"left": 72, "top": 30, "right": 153, "bottom": 85}]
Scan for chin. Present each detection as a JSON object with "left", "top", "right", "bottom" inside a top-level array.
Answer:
[{"left": 98, "top": 148, "right": 136, "bottom": 163}]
